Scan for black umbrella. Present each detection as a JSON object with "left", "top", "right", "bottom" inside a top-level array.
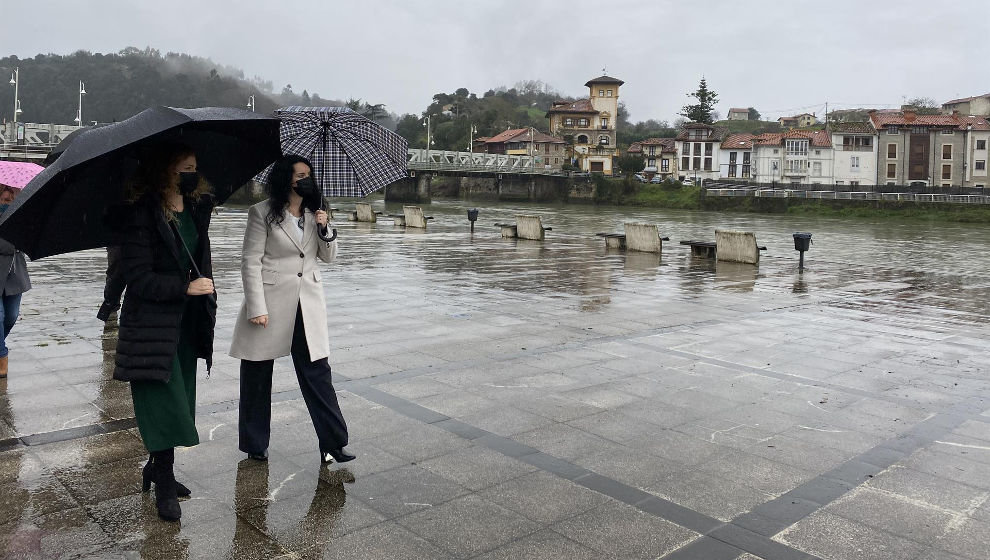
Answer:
[{"left": 0, "top": 106, "right": 281, "bottom": 260}]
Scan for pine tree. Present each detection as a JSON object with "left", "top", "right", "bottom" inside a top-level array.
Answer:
[{"left": 680, "top": 78, "right": 719, "bottom": 124}]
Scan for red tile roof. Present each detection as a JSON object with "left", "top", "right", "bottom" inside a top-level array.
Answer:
[
  {"left": 675, "top": 124, "right": 730, "bottom": 142},
  {"left": 943, "top": 93, "right": 990, "bottom": 105},
  {"left": 753, "top": 130, "right": 832, "bottom": 147},
  {"left": 484, "top": 128, "right": 566, "bottom": 144},
  {"left": 627, "top": 143, "right": 642, "bottom": 154},
  {"left": 546, "top": 98, "right": 599, "bottom": 114},
  {"left": 636, "top": 138, "right": 676, "bottom": 152},
  {"left": 721, "top": 133, "right": 756, "bottom": 149},
  {"left": 868, "top": 111, "right": 987, "bottom": 130}
]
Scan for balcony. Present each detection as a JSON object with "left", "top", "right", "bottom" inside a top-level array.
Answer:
[
  {"left": 839, "top": 145, "right": 873, "bottom": 152},
  {"left": 783, "top": 169, "right": 807, "bottom": 177}
]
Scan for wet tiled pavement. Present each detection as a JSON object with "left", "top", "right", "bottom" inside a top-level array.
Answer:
[{"left": 1, "top": 200, "right": 988, "bottom": 559}]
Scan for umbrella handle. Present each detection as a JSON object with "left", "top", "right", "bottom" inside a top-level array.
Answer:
[{"left": 318, "top": 226, "right": 337, "bottom": 242}]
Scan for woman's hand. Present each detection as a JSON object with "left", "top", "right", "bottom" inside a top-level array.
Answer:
[
  {"left": 315, "top": 210, "right": 328, "bottom": 227},
  {"left": 186, "top": 277, "right": 214, "bottom": 296},
  {"left": 249, "top": 315, "right": 269, "bottom": 328}
]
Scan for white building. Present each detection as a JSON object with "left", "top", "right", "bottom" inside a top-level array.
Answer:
[
  {"left": 675, "top": 123, "right": 729, "bottom": 184},
  {"left": 751, "top": 130, "right": 834, "bottom": 185},
  {"left": 829, "top": 122, "right": 877, "bottom": 186},
  {"left": 719, "top": 133, "right": 755, "bottom": 180}
]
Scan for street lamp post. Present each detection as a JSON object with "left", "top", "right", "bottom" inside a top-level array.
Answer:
[
  {"left": 423, "top": 115, "right": 432, "bottom": 161},
  {"left": 9, "top": 67, "right": 22, "bottom": 123},
  {"left": 74, "top": 81, "right": 86, "bottom": 126},
  {"left": 247, "top": 95, "right": 256, "bottom": 112}
]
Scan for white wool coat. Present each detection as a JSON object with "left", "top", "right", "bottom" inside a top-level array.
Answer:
[{"left": 229, "top": 200, "right": 336, "bottom": 361}]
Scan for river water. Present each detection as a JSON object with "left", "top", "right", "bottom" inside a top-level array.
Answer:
[{"left": 20, "top": 199, "right": 990, "bottom": 331}]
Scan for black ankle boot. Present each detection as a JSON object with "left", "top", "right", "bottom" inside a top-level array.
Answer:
[
  {"left": 150, "top": 449, "right": 181, "bottom": 522},
  {"left": 142, "top": 455, "right": 191, "bottom": 497},
  {"left": 321, "top": 448, "right": 356, "bottom": 464}
]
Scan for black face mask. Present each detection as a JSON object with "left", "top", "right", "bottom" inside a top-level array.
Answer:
[
  {"left": 178, "top": 172, "right": 199, "bottom": 195},
  {"left": 293, "top": 177, "right": 322, "bottom": 212}
]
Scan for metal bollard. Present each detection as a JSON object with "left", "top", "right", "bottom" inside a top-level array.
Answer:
[
  {"left": 467, "top": 208, "right": 479, "bottom": 232},
  {"left": 793, "top": 232, "right": 812, "bottom": 271}
]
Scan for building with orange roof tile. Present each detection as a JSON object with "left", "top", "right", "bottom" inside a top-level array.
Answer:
[{"left": 547, "top": 74, "right": 623, "bottom": 175}]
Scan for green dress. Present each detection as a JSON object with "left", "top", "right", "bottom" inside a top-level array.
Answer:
[{"left": 130, "top": 208, "right": 200, "bottom": 452}]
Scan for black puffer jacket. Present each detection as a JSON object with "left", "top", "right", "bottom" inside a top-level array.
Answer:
[{"left": 113, "top": 195, "right": 216, "bottom": 382}]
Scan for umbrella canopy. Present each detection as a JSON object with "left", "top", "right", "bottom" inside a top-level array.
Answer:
[
  {"left": 0, "top": 106, "right": 281, "bottom": 259},
  {"left": 0, "top": 161, "right": 44, "bottom": 189},
  {"left": 256, "top": 106, "right": 408, "bottom": 198},
  {"left": 43, "top": 124, "right": 107, "bottom": 166}
]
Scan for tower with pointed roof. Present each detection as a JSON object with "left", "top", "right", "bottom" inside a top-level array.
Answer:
[{"left": 546, "top": 73, "right": 624, "bottom": 175}]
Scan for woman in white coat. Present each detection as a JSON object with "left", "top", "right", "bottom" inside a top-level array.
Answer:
[{"left": 230, "top": 154, "right": 354, "bottom": 465}]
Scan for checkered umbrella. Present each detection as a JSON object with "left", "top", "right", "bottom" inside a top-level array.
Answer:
[{"left": 256, "top": 106, "right": 408, "bottom": 198}]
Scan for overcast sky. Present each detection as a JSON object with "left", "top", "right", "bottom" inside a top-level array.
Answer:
[{"left": 5, "top": 0, "right": 989, "bottom": 123}]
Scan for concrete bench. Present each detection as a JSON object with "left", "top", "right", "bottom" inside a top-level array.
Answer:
[
  {"left": 715, "top": 230, "right": 766, "bottom": 264},
  {"left": 495, "top": 215, "right": 552, "bottom": 240},
  {"left": 680, "top": 231, "right": 767, "bottom": 263},
  {"left": 387, "top": 213, "right": 406, "bottom": 226},
  {"left": 330, "top": 207, "right": 358, "bottom": 221},
  {"left": 595, "top": 232, "right": 627, "bottom": 249},
  {"left": 597, "top": 223, "right": 670, "bottom": 252},
  {"left": 402, "top": 205, "right": 434, "bottom": 229},
  {"left": 624, "top": 223, "right": 668, "bottom": 253},
  {"left": 679, "top": 240, "right": 717, "bottom": 258},
  {"left": 355, "top": 202, "right": 382, "bottom": 223}
]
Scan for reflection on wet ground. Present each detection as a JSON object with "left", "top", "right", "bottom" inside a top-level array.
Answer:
[{"left": 1, "top": 200, "right": 989, "bottom": 559}]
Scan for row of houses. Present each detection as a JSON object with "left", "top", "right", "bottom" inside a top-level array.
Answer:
[{"left": 629, "top": 110, "right": 990, "bottom": 188}]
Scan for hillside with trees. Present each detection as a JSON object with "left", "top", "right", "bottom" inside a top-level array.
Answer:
[{"left": 0, "top": 48, "right": 394, "bottom": 127}]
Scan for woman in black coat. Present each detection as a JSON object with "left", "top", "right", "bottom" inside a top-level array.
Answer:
[{"left": 113, "top": 144, "right": 216, "bottom": 522}]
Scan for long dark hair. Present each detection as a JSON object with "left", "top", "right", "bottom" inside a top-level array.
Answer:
[
  {"left": 130, "top": 143, "right": 210, "bottom": 221},
  {"left": 265, "top": 154, "right": 319, "bottom": 226}
]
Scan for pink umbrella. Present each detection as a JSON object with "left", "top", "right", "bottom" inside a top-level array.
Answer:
[{"left": 0, "top": 161, "right": 45, "bottom": 189}]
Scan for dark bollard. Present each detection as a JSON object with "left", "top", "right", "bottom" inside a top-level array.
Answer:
[
  {"left": 467, "top": 208, "right": 479, "bottom": 232},
  {"left": 793, "top": 232, "right": 812, "bottom": 271}
]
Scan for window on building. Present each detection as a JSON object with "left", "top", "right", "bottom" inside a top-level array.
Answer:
[
  {"left": 694, "top": 143, "right": 701, "bottom": 155},
  {"left": 742, "top": 164, "right": 750, "bottom": 177},
  {"left": 851, "top": 156, "right": 860, "bottom": 170},
  {"left": 729, "top": 152, "right": 737, "bottom": 163},
  {"left": 599, "top": 89, "right": 604, "bottom": 97},
  {"left": 887, "top": 128, "right": 899, "bottom": 135},
  {"left": 860, "top": 137, "right": 872, "bottom": 147},
  {"left": 728, "top": 165, "right": 737, "bottom": 178},
  {"left": 648, "top": 158, "right": 656, "bottom": 168},
  {"left": 578, "top": 118, "right": 589, "bottom": 127},
  {"left": 607, "top": 90, "right": 613, "bottom": 97},
  {"left": 743, "top": 152, "right": 751, "bottom": 164},
  {"left": 850, "top": 181, "right": 860, "bottom": 186},
  {"left": 705, "top": 143, "right": 713, "bottom": 156},
  {"left": 887, "top": 163, "right": 896, "bottom": 178},
  {"left": 773, "top": 148, "right": 779, "bottom": 154},
  {"left": 977, "top": 140, "right": 987, "bottom": 150},
  {"left": 887, "top": 144, "right": 897, "bottom": 159},
  {"left": 704, "top": 158, "right": 712, "bottom": 171},
  {"left": 942, "top": 164, "right": 952, "bottom": 180},
  {"left": 943, "top": 145, "right": 952, "bottom": 160},
  {"left": 648, "top": 146, "right": 656, "bottom": 156},
  {"left": 564, "top": 118, "right": 573, "bottom": 126},
  {"left": 577, "top": 134, "right": 588, "bottom": 144},
  {"left": 976, "top": 160, "right": 986, "bottom": 171},
  {"left": 786, "top": 140, "right": 808, "bottom": 155},
  {"left": 772, "top": 161, "right": 779, "bottom": 171},
  {"left": 886, "top": 181, "right": 896, "bottom": 186},
  {"left": 693, "top": 157, "right": 701, "bottom": 170},
  {"left": 661, "top": 159, "right": 670, "bottom": 172},
  {"left": 812, "top": 162, "right": 822, "bottom": 176},
  {"left": 911, "top": 127, "right": 927, "bottom": 134},
  {"left": 681, "top": 157, "right": 689, "bottom": 169},
  {"left": 599, "top": 136, "right": 609, "bottom": 145},
  {"left": 941, "top": 130, "right": 954, "bottom": 135},
  {"left": 600, "top": 118, "right": 609, "bottom": 129}
]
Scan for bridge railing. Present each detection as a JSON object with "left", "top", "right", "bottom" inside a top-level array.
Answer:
[
  {"left": 406, "top": 149, "right": 561, "bottom": 175},
  {"left": 706, "top": 187, "right": 990, "bottom": 205}
]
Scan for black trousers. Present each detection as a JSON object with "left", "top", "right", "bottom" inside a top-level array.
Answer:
[{"left": 238, "top": 306, "right": 348, "bottom": 455}]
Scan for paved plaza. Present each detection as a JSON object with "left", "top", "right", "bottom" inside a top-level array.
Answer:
[{"left": 1, "top": 202, "right": 988, "bottom": 559}]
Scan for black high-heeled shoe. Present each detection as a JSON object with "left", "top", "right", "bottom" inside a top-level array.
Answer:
[
  {"left": 321, "top": 448, "right": 356, "bottom": 464},
  {"left": 150, "top": 449, "right": 181, "bottom": 522},
  {"left": 142, "top": 456, "right": 191, "bottom": 497}
]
